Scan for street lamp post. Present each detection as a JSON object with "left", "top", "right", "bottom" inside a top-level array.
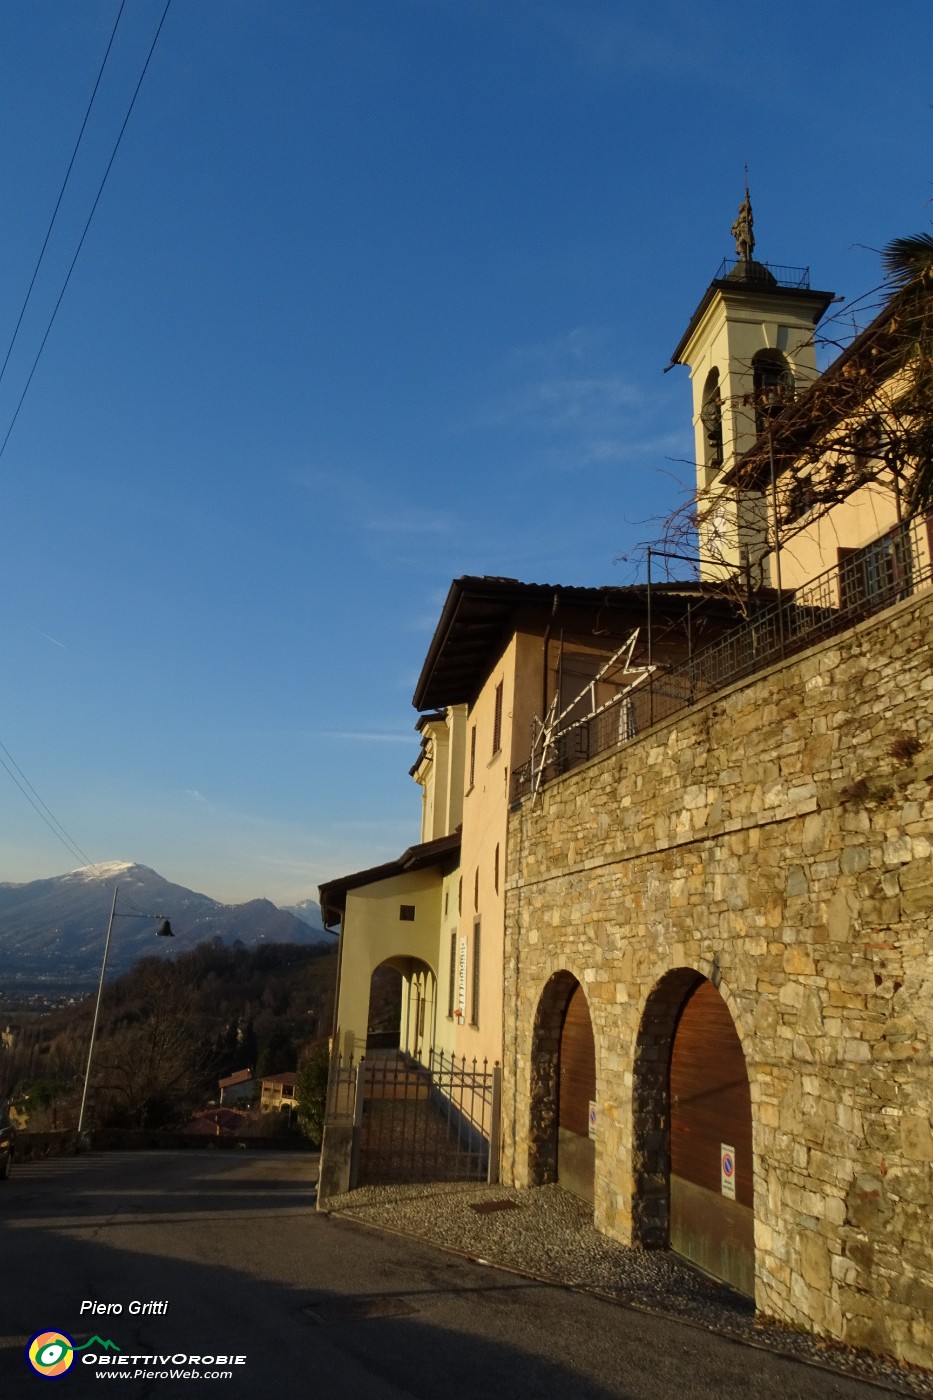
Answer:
[{"left": 76, "top": 886, "right": 175, "bottom": 1141}]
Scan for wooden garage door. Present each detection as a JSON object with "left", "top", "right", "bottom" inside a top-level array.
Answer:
[
  {"left": 558, "top": 982, "right": 596, "bottom": 1203},
  {"left": 670, "top": 978, "right": 754, "bottom": 1295}
]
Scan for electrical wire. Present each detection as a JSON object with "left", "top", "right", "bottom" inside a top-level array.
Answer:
[
  {"left": 0, "top": 738, "right": 99, "bottom": 873},
  {"left": 0, "top": 740, "right": 159, "bottom": 910},
  {"left": 0, "top": 0, "right": 173, "bottom": 467},
  {"left": 0, "top": 5, "right": 175, "bottom": 891},
  {"left": 0, "top": 0, "right": 129, "bottom": 396}
]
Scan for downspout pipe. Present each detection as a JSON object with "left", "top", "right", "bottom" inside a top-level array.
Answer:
[{"left": 326, "top": 902, "right": 345, "bottom": 1052}]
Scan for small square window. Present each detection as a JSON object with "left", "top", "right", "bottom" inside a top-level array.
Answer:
[{"left": 400, "top": 904, "right": 416, "bottom": 921}]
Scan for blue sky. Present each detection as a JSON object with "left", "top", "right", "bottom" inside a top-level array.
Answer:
[{"left": 0, "top": 0, "right": 930, "bottom": 905}]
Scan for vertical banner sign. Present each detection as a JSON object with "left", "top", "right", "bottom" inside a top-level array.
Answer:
[
  {"left": 720, "top": 1144, "right": 736, "bottom": 1199},
  {"left": 457, "top": 938, "right": 467, "bottom": 1019},
  {"left": 588, "top": 1101, "right": 597, "bottom": 1140}
]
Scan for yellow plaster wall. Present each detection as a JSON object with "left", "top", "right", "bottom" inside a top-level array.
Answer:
[
  {"left": 335, "top": 867, "right": 445, "bottom": 1059},
  {"left": 678, "top": 287, "right": 824, "bottom": 578}
]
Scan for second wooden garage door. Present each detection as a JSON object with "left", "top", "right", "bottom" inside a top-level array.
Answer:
[
  {"left": 558, "top": 981, "right": 595, "bottom": 1203},
  {"left": 669, "top": 978, "right": 754, "bottom": 1295}
]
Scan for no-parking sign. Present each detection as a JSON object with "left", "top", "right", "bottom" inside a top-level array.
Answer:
[{"left": 720, "top": 1144, "right": 736, "bottom": 1199}]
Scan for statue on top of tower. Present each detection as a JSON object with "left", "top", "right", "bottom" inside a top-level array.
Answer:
[{"left": 731, "top": 186, "right": 755, "bottom": 261}]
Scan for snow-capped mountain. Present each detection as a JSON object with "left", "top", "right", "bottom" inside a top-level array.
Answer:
[
  {"left": 281, "top": 898, "right": 327, "bottom": 932},
  {"left": 0, "top": 863, "right": 335, "bottom": 984}
]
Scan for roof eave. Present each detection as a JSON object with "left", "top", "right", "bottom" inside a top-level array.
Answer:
[
  {"left": 318, "top": 831, "right": 461, "bottom": 929},
  {"left": 670, "top": 280, "right": 836, "bottom": 369}
]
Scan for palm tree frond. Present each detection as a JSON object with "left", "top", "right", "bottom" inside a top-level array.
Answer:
[{"left": 882, "top": 232, "right": 933, "bottom": 288}]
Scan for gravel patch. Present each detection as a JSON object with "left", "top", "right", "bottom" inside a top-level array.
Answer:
[{"left": 321, "top": 1178, "right": 933, "bottom": 1397}]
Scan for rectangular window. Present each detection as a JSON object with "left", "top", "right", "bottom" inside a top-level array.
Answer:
[
  {"left": 494, "top": 843, "right": 499, "bottom": 895},
  {"left": 399, "top": 904, "right": 415, "bottom": 921},
  {"left": 470, "top": 918, "right": 481, "bottom": 1027},
  {"left": 492, "top": 682, "right": 503, "bottom": 756},
  {"left": 783, "top": 472, "right": 817, "bottom": 523},
  {"left": 839, "top": 527, "right": 913, "bottom": 614},
  {"left": 853, "top": 415, "right": 883, "bottom": 480},
  {"left": 469, "top": 725, "right": 476, "bottom": 787},
  {"left": 447, "top": 930, "right": 456, "bottom": 1018}
]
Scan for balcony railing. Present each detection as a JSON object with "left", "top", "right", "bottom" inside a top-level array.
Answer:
[
  {"left": 713, "top": 257, "right": 811, "bottom": 289},
  {"left": 512, "top": 515, "right": 931, "bottom": 802}
]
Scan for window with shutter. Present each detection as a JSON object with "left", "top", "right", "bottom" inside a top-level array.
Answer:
[
  {"left": 492, "top": 682, "right": 503, "bottom": 756},
  {"left": 470, "top": 918, "right": 481, "bottom": 1027}
]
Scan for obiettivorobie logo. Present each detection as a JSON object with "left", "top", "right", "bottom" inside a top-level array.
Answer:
[
  {"left": 25, "top": 1330, "right": 247, "bottom": 1382},
  {"left": 26, "top": 1332, "right": 120, "bottom": 1378}
]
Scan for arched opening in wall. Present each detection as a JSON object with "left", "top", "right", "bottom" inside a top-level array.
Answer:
[
  {"left": 528, "top": 971, "right": 596, "bottom": 1204},
  {"left": 365, "top": 960, "right": 403, "bottom": 1053},
  {"left": 752, "top": 349, "right": 794, "bottom": 433},
  {"left": 365, "top": 957, "right": 436, "bottom": 1065},
  {"left": 632, "top": 969, "right": 754, "bottom": 1297},
  {"left": 700, "top": 367, "right": 723, "bottom": 474}
]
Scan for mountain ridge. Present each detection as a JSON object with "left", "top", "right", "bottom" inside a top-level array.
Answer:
[{"left": 0, "top": 863, "right": 334, "bottom": 984}]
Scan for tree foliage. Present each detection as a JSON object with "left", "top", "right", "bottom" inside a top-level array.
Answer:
[
  {"left": 295, "top": 1044, "right": 330, "bottom": 1146},
  {"left": 1, "top": 940, "right": 337, "bottom": 1131}
]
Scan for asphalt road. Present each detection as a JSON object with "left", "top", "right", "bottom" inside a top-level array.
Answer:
[{"left": 0, "top": 1150, "right": 900, "bottom": 1399}]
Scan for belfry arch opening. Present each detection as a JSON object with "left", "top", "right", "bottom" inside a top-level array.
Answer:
[
  {"left": 527, "top": 971, "right": 596, "bottom": 1204},
  {"left": 752, "top": 349, "right": 794, "bottom": 432},
  {"left": 700, "top": 367, "right": 724, "bottom": 474},
  {"left": 632, "top": 969, "right": 754, "bottom": 1296}
]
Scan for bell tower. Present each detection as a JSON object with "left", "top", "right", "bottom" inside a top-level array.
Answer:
[{"left": 671, "top": 189, "right": 834, "bottom": 579}]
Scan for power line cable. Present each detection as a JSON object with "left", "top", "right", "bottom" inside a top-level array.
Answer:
[
  {"left": 0, "top": 0, "right": 129, "bottom": 396},
  {"left": 0, "top": 738, "right": 99, "bottom": 872},
  {"left": 0, "top": 0, "right": 173, "bottom": 467}
]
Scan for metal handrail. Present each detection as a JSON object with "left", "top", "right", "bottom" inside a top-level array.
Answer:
[
  {"left": 512, "top": 516, "right": 931, "bottom": 801},
  {"left": 713, "top": 257, "right": 811, "bottom": 289}
]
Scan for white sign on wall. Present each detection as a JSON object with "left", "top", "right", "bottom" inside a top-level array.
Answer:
[
  {"left": 457, "top": 937, "right": 467, "bottom": 1019},
  {"left": 588, "top": 1101, "right": 598, "bottom": 1140},
  {"left": 720, "top": 1144, "right": 736, "bottom": 1199}
]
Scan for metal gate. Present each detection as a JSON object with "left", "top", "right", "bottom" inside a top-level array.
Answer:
[{"left": 325, "top": 1049, "right": 500, "bottom": 1188}]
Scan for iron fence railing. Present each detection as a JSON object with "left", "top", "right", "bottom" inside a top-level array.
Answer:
[
  {"left": 713, "top": 257, "right": 811, "bottom": 289},
  {"left": 324, "top": 1048, "right": 500, "bottom": 1188},
  {"left": 512, "top": 516, "right": 931, "bottom": 801}
]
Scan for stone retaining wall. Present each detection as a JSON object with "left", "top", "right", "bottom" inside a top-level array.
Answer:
[{"left": 503, "top": 588, "right": 933, "bottom": 1367}]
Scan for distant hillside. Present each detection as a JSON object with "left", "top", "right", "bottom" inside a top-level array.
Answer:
[
  {"left": 0, "top": 938, "right": 340, "bottom": 1128},
  {"left": 0, "top": 862, "right": 336, "bottom": 985}
]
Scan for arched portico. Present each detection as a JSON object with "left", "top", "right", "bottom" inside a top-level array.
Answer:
[
  {"left": 396, "top": 956, "right": 436, "bottom": 1063},
  {"left": 361, "top": 954, "right": 436, "bottom": 1065}
]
